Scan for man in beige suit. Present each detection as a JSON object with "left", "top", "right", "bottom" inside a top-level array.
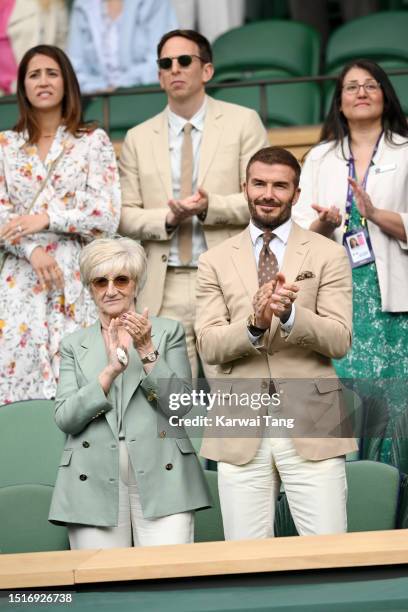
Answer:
[
  {"left": 195, "top": 146, "right": 357, "bottom": 540},
  {"left": 119, "top": 29, "right": 267, "bottom": 377}
]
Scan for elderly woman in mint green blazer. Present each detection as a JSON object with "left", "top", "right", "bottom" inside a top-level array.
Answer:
[{"left": 49, "top": 237, "right": 211, "bottom": 549}]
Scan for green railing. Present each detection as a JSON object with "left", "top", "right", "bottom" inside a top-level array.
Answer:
[{"left": 1, "top": 69, "right": 408, "bottom": 133}]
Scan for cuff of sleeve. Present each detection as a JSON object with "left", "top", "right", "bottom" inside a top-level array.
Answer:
[
  {"left": 280, "top": 304, "right": 296, "bottom": 335},
  {"left": 398, "top": 212, "right": 408, "bottom": 250},
  {"left": 197, "top": 208, "right": 208, "bottom": 223},
  {"left": 47, "top": 207, "right": 66, "bottom": 233},
  {"left": 23, "top": 241, "right": 42, "bottom": 260},
  {"left": 247, "top": 328, "right": 266, "bottom": 347},
  {"left": 119, "top": 206, "right": 170, "bottom": 241}
]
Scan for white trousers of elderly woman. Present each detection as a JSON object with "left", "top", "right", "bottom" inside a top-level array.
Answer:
[
  {"left": 69, "top": 441, "right": 194, "bottom": 549},
  {"left": 218, "top": 436, "right": 347, "bottom": 540}
]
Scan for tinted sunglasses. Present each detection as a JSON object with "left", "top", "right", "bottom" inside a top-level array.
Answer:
[
  {"left": 91, "top": 275, "right": 131, "bottom": 290},
  {"left": 157, "top": 54, "right": 202, "bottom": 70}
]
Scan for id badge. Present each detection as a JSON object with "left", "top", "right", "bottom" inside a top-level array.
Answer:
[{"left": 343, "top": 228, "right": 375, "bottom": 269}]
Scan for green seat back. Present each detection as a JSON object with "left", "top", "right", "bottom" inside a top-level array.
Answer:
[
  {"left": 213, "top": 20, "right": 321, "bottom": 80},
  {"left": 326, "top": 11, "right": 408, "bottom": 72},
  {"left": 391, "top": 408, "right": 408, "bottom": 474},
  {"left": 0, "top": 484, "right": 69, "bottom": 553},
  {"left": 0, "top": 98, "right": 18, "bottom": 132},
  {"left": 0, "top": 399, "right": 65, "bottom": 487},
  {"left": 346, "top": 460, "right": 399, "bottom": 531},
  {"left": 212, "top": 82, "right": 321, "bottom": 127},
  {"left": 84, "top": 86, "right": 166, "bottom": 140},
  {"left": 194, "top": 470, "right": 224, "bottom": 542}
]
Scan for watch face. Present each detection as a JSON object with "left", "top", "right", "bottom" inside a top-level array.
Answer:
[{"left": 142, "top": 350, "right": 158, "bottom": 363}]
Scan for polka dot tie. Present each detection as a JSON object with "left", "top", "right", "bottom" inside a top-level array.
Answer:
[{"left": 258, "top": 231, "right": 278, "bottom": 286}]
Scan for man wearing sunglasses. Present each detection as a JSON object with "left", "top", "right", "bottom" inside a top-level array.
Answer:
[{"left": 119, "top": 29, "right": 267, "bottom": 378}]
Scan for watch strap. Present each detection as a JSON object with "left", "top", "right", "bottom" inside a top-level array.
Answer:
[{"left": 246, "top": 314, "right": 267, "bottom": 336}]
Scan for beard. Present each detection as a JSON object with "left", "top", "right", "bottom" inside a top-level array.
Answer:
[{"left": 248, "top": 197, "right": 293, "bottom": 231}]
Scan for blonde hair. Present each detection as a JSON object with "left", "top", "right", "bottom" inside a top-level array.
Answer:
[{"left": 80, "top": 238, "right": 147, "bottom": 294}]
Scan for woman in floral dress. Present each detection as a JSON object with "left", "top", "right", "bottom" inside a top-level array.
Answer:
[
  {"left": 0, "top": 44, "right": 121, "bottom": 403},
  {"left": 293, "top": 60, "right": 408, "bottom": 460}
]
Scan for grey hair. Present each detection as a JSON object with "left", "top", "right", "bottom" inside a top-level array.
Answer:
[{"left": 79, "top": 237, "right": 147, "bottom": 294}]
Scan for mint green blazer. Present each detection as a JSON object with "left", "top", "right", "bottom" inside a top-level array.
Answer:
[{"left": 49, "top": 317, "right": 211, "bottom": 526}]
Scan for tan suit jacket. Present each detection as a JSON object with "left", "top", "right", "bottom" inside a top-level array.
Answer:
[
  {"left": 119, "top": 96, "right": 267, "bottom": 314},
  {"left": 195, "top": 221, "right": 358, "bottom": 464}
]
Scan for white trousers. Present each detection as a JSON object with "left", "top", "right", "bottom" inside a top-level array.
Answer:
[
  {"left": 218, "top": 436, "right": 347, "bottom": 540},
  {"left": 69, "top": 441, "right": 194, "bottom": 549},
  {"left": 171, "top": 0, "right": 245, "bottom": 42}
]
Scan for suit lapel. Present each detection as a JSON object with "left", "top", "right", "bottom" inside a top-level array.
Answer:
[
  {"left": 151, "top": 111, "right": 173, "bottom": 200},
  {"left": 198, "top": 97, "right": 223, "bottom": 186},
  {"left": 77, "top": 323, "right": 117, "bottom": 436},
  {"left": 268, "top": 222, "right": 311, "bottom": 343},
  {"left": 231, "top": 229, "right": 259, "bottom": 302}
]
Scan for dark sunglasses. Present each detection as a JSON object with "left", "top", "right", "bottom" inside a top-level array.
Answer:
[
  {"left": 91, "top": 275, "right": 131, "bottom": 291},
  {"left": 157, "top": 54, "right": 203, "bottom": 70}
]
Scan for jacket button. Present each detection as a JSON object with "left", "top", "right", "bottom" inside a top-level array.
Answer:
[
  {"left": 261, "top": 381, "right": 268, "bottom": 389},
  {"left": 82, "top": 441, "right": 90, "bottom": 448},
  {"left": 161, "top": 254, "right": 167, "bottom": 262},
  {"left": 79, "top": 474, "right": 87, "bottom": 481},
  {"left": 147, "top": 391, "right": 158, "bottom": 402},
  {"left": 159, "top": 431, "right": 166, "bottom": 438},
  {"left": 165, "top": 463, "right": 173, "bottom": 470}
]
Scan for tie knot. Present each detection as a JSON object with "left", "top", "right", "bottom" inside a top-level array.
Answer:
[
  {"left": 183, "top": 122, "right": 193, "bottom": 135},
  {"left": 262, "top": 231, "right": 274, "bottom": 247}
]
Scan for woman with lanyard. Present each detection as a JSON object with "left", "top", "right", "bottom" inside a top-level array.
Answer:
[{"left": 293, "top": 59, "right": 408, "bottom": 460}]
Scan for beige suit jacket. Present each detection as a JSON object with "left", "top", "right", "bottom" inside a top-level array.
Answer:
[
  {"left": 195, "top": 221, "right": 358, "bottom": 464},
  {"left": 119, "top": 96, "right": 267, "bottom": 314}
]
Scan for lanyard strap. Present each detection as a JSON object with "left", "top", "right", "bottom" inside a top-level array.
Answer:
[{"left": 343, "top": 132, "right": 382, "bottom": 233}]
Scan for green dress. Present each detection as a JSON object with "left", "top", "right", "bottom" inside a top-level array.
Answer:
[{"left": 334, "top": 201, "right": 408, "bottom": 461}]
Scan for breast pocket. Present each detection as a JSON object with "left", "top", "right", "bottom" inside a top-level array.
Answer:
[
  {"left": 175, "top": 438, "right": 196, "bottom": 454},
  {"left": 296, "top": 278, "right": 319, "bottom": 308}
]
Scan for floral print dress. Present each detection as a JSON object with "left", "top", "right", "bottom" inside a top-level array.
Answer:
[{"left": 0, "top": 126, "right": 121, "bottom": 403}]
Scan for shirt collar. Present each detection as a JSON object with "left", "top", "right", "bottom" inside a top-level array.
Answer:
[
  {"left": 249, "top": 218, "right": 292, "bottom": 246},
  {"left": 167, "top": 96, "right": 207, "bottom": 136}
]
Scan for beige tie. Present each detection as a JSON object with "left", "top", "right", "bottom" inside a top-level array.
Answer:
[
  {"left": 178, "top": 122, "right": 193, "bottom": 265},
  {"left": 258, "top": 231, "right": 279, "bottom": 286}
]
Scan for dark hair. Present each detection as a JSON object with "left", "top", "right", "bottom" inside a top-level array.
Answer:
[
  {"left": 157, "top": 29, "right": 212, "bottom": 64},
  {"left": 321, "top": 59, "right": 408, "bottom": 148},
  {"left": 246, "top": 146, "right": 301, "bottom": 187},
  {"left": 14, "top": 44, "right": 92, "bottom": 143}
]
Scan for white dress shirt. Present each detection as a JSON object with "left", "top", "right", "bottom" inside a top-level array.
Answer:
[
  {"left": 167, "top": 97, "right": 208, "bottom": 267},
  {"left": 248, "top": 218, "right": 296, "bottom": 341}
]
